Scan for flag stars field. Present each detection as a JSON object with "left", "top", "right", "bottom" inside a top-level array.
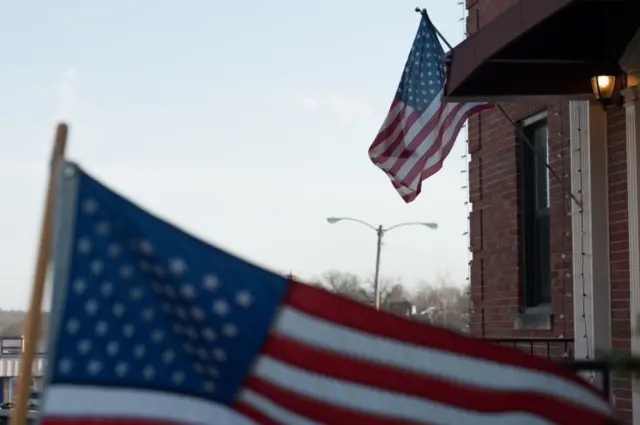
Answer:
[
  {"left": 54, "top": 189, "right": 261, "bottom": 404},
  {"left": 95, "top": 221, "right": 110, "bottom": 237},
  {"left": 169, "top": 258, "right": 188, "bottom": 275},
  {"left": 82, "top": 198, "right": 99, "bottom": 215},
  {"left": 107, "top": 243, "right": 121, "bottom": 258}
]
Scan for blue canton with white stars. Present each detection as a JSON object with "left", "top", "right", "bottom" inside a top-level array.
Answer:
[
  {"left": 51, "top": 164, "right": 289, "bottom": 405},
  {"left": 396, "top": 15, "right": 446, "bottom": 114}
]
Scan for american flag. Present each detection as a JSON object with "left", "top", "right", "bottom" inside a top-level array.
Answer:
[
  {"left": 368, "top": 13, "right": 490, "bottom": 203},
  {"left": 41, "top": 162, "right": 615, "bottom": 425}
]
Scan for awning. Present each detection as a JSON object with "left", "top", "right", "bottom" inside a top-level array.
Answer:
[{"left": 444, "top": 0, "right": 640, "bottom": 101}]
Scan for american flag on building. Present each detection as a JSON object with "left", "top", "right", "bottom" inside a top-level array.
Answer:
[
  {"left": 40, "top": 161, "right": 615, "bottom": 425},
  {"left": 368, "top": 13, "right": 490, "bottom": 203}
]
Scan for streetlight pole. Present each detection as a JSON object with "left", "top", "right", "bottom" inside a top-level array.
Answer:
[
  {"left": 326, "top": 217, "right": 438, "bottom": 310},
  {"left": 373, "top": 225, "right": 383, "bottom": 309}
]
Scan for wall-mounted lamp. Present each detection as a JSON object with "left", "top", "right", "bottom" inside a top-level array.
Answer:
[{"left": 591, "top": 75, "right": 616, "bottom": 100}]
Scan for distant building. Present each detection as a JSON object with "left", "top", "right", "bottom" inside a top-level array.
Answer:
[
  {"left": 0, "top": 336, "right": 46, "bottom": 403},
  {"left": 386, "top": 300, "right": 414, "bottom": 318}
]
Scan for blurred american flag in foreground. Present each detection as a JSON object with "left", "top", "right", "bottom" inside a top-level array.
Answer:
[{"left": 40, "top": 161, "right": 615, "bottom": 425}]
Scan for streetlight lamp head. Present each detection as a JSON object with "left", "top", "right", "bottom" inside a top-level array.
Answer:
[
  {"left": 423, "top": 222, "right": 438, "bottom": 230},
  {"left": 326, "top": 217, "right": 341, "bottom": 224}
]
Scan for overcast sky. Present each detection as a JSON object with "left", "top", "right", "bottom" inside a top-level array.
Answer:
[{"left": 0, "top": 0, "right": 468, "bottom": 310}]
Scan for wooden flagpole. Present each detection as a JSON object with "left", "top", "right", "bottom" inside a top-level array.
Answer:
[{"left": 10, "top": 123, "right": 68, "bottom": 425}]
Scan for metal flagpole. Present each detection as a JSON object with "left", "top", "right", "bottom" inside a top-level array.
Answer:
[
  {"left": 415, "top": 7, "right": 582, "bottom": 208},
  {"left": 10, "top": 123, "right": 68, "bottom": 425}
]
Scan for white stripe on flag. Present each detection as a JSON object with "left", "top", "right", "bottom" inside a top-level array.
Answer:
[
  {"left": 238, "top": 389, "right": 322, "bottom": 425},
  {"left": 369, "top": 88, "right": 444, "bottom": 161},
  {"left": 374, "top": 102, "right": 405, "bottom": 138},
  {"left": 272, "top": 307, "right": 611, "bottom": 415},
  {"left": 249, "top": 355, "right": 554, "bottom": 425},
  {"left": 401, "top": 101, "right": 481, "bottom": 190},
  {"left": 43, "top": 385, "right": 256, "bottom": 425},
  {"left": 391, "top": 101, "right": 458, "bottom": 182}
]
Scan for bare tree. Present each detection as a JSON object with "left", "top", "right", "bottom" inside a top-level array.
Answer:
[
  {"left": 382, "top": 280, "right": 408, "bottom": 304},
  {"left": 360, "top": 276, "right": 408, "bottom": 307},
  {"left": 317, "top": 271, "right": 413, "bottom": 312},
  {"left": 318, "top": 270, "right": 370, "bottom": 303},
  {"left": 314, "top": 271, "right": 469, "bottom": 330},
  {"left": 0, "top": 311, "right": 50, "bottom": 337}
]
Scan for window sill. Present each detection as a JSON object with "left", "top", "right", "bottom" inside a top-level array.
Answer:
[{"left": 514, "top": 305, "right": 553, "bottom": 330}]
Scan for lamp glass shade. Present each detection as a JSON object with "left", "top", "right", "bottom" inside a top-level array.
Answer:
[{"left": 591, "top": 75, "right": 616, "bottom": 100}]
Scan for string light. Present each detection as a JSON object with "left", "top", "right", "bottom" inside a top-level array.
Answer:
[
  {"left": 574, "top": 108, "right": 594, "bottom": 382},
  {"left": 457, "top": 0, "right": 473, "bottom": 334},
  {"left": 463, "top": 140, "right": 472, "bottom": 333},
  {"left": 558, "top": 104, "right": 570, "bottom": 359}
]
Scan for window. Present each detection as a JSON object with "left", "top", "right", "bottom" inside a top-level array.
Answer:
[{"left": 518, "top": 111, "right": 551, "bottom": 309}]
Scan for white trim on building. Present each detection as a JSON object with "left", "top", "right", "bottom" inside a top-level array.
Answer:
[
  {"left": 569, "top": 101, "right": 612, "bottom": 370},
  {"left": 623, "top": 84, "right": 640, "bottom": 425}
]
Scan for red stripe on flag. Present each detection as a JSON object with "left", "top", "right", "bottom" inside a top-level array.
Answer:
[
  {"left": 391, "top": 103, "right": 491, "bottom": 203},
  {"left": 387, "top": 103, "right": 463, "bottom": 177},
  {"left": 262, "top": 334, "right": 612, "bottom": 424},
  {"left": 244, "top": 376, "right": 431, "bottom": 425},
  {"left": 285, "top": 281, "right": 602, "bottom": 397},
  {"left": 383, "top": 102, "right": 460, "bottom": 187},
  {"left": 403, "top": 103, "right": 490, "bottom": 186},
  {"left": 417, "top": 103, "right": 491, "bottom": 180},
  {"left": 234, "top": 402, "right": 282, "bottom": 425},
  {"left": 369, "top": 100, "right": 404, "bottom": 151},
  {"left": 371, "top": 107, "right": 422, "bottom": 164}
]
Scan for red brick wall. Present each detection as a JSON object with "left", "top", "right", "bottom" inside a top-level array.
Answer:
[
  {"left": 607, "top": 107, "right": 631, "bottom": 420},
  {"left": 468, "top": 104, "right": 573, "bottom": 338},
  {"left": 467, "top": 0, "right": 573, "bottom": 340},
  {"left": 466, "top": 0, "right": 631, "bottom": 422}
]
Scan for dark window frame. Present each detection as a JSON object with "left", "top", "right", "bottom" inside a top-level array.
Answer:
[{"left": 517, "top": 111, "right": 551, "bottom": 310}]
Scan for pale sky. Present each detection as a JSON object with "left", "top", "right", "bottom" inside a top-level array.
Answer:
[{"left": 0, "top": 0, "right": 469, "bottom": 310}]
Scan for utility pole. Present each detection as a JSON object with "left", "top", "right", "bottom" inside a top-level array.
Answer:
[
  {"left": 326, "top": 217, "right": 437, "bottom": 310},
  {"left": 373, "top": 225, "right": 383, "bottom": 310}
]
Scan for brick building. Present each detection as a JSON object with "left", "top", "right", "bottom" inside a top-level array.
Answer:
[{"left": 443, "top": 0, "right": 640, "bottom": 422}]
